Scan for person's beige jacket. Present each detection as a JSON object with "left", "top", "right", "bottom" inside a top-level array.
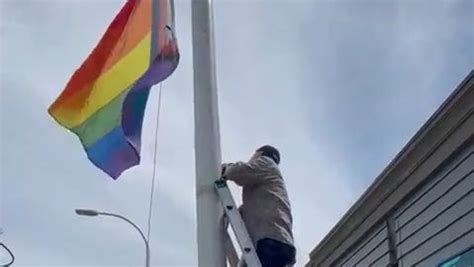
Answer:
[{"left": 223, "top": 155, "right": 294, "bottom": 247}]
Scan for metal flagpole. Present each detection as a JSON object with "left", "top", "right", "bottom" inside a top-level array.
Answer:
[{"left": 191, "top": 0, "right": 226, "bottom": 266}]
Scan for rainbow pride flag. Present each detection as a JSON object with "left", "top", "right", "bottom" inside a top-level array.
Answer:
[{"left": 48, "top": 0, "right": 179, "bottom": 179}]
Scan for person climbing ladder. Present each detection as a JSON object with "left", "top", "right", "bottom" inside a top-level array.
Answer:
[{"left": 222, "top": 145, "right": 296, "bottom": 267}]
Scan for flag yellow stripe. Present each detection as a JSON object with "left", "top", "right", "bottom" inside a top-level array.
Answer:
[{"left": 54, "top": 33, "right": 151, "bottom": 128}]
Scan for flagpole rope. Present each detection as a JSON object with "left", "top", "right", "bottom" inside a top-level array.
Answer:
[{"left": 147, "top": 82, "right": 163, "bottom": 242}]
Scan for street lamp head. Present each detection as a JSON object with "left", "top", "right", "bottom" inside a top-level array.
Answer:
[{"left": 75, "top": 209, "right": 99, "bottom": 216}]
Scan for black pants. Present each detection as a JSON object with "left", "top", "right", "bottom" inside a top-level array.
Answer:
[{"left": 256, "top": 238, "right": 296, "bottom": 267}]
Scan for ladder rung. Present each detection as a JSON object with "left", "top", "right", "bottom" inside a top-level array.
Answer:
[{"left": 215, "top": 179, "right": 262, "bottom": 267}]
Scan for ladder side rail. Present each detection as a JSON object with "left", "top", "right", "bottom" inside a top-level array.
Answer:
[
  {"left": 215, "top": 180, "right": 262, "bottom": 267},
  {"left": 224, "top": 218, "right": 240, "bottom": 267}
]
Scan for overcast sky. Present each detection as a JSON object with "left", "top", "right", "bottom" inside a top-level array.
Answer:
[{"left": 1, "top": 0, "right": 473, "bottom": 266}]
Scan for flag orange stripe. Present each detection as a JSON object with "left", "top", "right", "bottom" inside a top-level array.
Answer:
[{"left": 102, "top": 0, "right": 151, "bottom": 73}]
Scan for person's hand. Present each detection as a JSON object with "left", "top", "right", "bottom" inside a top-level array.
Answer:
[{"left": 221, "top": 163, "right": 229, "bottom": 178}]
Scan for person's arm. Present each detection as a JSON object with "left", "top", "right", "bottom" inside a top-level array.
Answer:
[{"left": 222, "top": 158, "right": 269, "bottom": 186}]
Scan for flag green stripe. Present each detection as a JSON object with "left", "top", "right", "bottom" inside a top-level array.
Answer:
[{"left": 72, "top": 92, "right": 127, "bottom": 148}]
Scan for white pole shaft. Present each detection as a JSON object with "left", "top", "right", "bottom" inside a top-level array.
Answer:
[{"left": 191, "top": 0, "right": 226, "bottom": 266}]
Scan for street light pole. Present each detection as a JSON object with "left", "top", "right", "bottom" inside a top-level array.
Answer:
[{"left": 75, "top": 209, "right": 150, "bottom": 267}]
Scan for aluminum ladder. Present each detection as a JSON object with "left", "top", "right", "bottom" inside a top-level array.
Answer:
[{"left": 214, "top": 179, "right": 262, "bottom": 267}]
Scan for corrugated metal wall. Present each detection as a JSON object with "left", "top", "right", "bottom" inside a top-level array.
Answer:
[
  {"left": 335, "top": 224, "right": 391, "bottom": 266},
  {"left": 394, "top": 143, "right": 473, "bottom": 267},
  {"left": 331, "top": 142, "right": 473, "bottom": 267}
]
